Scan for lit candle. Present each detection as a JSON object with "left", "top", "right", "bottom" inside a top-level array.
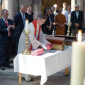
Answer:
[
  {"left": 25, "top": 20, "right": 29, "bottom": 32},
  {"left": 70, "top": 30, "right": 85, "bottom": 85}
]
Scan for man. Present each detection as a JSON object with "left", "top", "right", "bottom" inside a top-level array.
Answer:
[
  {"left": 71, "top": 4, "right": 83, "bottom": 36},
  {"left": 0, "top": 9, "right": 15, "bottom": 70},
  {"left": 13, "top": 4, "right": 30, "bottom": 54},
  {"left": 64, "top": 5, "right": 71, "bottom": 35},
  {"left": 18, "top": 13, "right": 52, "bottom": 81}
]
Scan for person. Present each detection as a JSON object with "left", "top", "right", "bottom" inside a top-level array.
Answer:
[
  {"left": 64, "top": 5, "right": 71, "bottom": 35},
  {"left": 55, "top": 7, "right": 66, "bottom": 35},
  {"left": 50, "top": 7, "right": 55, "bottom": 35},
  {"left": 13, "top": 4, "right": 30, "bottom": 54},
  {"left": 42, "top": 8, "right": 52, "bottom": 35},
  {"left": 18, "top": 13, "right": 52, "bottom": 81},
  {"left": 27, "top": 4, "right": 34, "bottom": 22},
  {"left": 0, "top": 9, "right": 15, "bottom": 70},
  {"left": 62, "top": 2, "right": 67, "bottom": 15},
  {"left": 71, "top": 4, "right": 83, "bottom": 36},
  {"left": 53, "top": 4, "right": 59, "bottom": 15}
]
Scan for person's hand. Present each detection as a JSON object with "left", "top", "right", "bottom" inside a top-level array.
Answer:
[
  {"left": 9, "top": 25, "right": 15, "bottom": 29},
  {"left": 75, "top": 23, "right": 79, "bottom": 27},
  {"left": 60, "top": 24, "right": 64, "bottom": 27},
  {"left": 46, "top": 43, "right": 53, "bottom": 50},
  {"left": 53, "top": 22, "right": 56, "bottom": 25},
  {"left": 31, "top": 48, "right": 44, "bottom": 56}
]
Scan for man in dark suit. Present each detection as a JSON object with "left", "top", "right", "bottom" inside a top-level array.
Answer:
[
  {"left": 71, "top": 4, "right": 83, "bottom": 36},
  {"left": 0, "top": 9, "right": 15, "bottom": 70},
  {"left": 13, "top": 4, "right": 30, "bottom": 54}
]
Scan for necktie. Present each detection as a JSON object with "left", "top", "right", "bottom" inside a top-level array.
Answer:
[
  {"left": 22, "top": 14, "right": 25, "bottom": 27},
  {"left": 5, "top": 19, "right": 9, "bottom": 27},
  {"left": 5, "top": 19, "right": 11, "bottom": 36}
]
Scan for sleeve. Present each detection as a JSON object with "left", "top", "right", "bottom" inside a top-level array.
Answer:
[
  {"left": 28, "top": 23, "right": 42, "bottom": 49},
  {"left": 79, "top": 11, "right": 83, "bottom": 26},
  {"left": 39, "top": 30, "right": 49, "bottom": 44},
  {"left": 65, "top": 12, "right": 68, "bottom": 21},
  {"left": 13, "top": 13, "right": 19, "bottom": 27},
  {"left": 55, "top": 15, "right": 58, "bottom": 23},
  {"left": 0, "top": 20, "right": 8, "bottom": 33},
  {"left": 71, "top": 12, "right": 75, "bottom": 28}
]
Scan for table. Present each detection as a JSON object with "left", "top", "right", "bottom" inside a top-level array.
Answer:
[{"left": 14, "top": 46, "right": 72, "bottom": 85}]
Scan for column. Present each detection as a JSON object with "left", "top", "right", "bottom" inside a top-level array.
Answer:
[
  {"left": 77, "top": 0, "right": 83, "bottom": 11},
  {"left": 0, "top": 0, "right": 2, "bottom": 18},
  {"left": 71, "top": 0, "right": 76, "bottom": 11},
  {"left": 83, "top": 0, "right": 85, "bottom": 27},
  {"left": 4, "top": 0, "right": 19, "bottom": 19},
  {"left": 32, "top": 0, "right": 41, "bottom": 19}
]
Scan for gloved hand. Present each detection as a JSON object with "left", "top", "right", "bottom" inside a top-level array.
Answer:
[
  {"left": 46, "top": 43, "right": 53, "bottom": 50},
  {"left": 31, "top": 48, "right": 44, "bottom": 56},
  {"left": 41, "top": 44, "right": 47, "bottom": 49}
]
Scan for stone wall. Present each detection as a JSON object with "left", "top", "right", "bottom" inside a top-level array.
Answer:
[{"left": 19, "top": 0, "right": 32, "bottom": 6}]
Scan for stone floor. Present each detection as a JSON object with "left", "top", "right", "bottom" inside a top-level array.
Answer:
[{"left": 0, "top": 66, "right": 71, "bottom": 85}]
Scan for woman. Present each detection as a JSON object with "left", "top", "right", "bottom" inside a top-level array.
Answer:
[
  {"left": 27, "top": 5, "right": 34, "bottom": 22},
  {"left": 55, "top": 7, "right": 66, "bottom": 35}
]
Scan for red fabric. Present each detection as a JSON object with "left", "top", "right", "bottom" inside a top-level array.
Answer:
[
  {"left": 5, "top": 19, "right": 11, "bottom": 36},
  {"left": 31, "top": 48, "right": 44, "bottom": 56},
  {"left": 30, "top": 20, "right": 41, "bottom": 50}
]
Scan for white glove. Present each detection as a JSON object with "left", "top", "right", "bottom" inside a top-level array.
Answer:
[{"left": 41, "top": 44, "right": 47, "bottom": 50}]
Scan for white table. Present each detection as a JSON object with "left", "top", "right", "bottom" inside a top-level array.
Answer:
[{"left": 14, "top": 46, "right": 72, "bottom": 85}]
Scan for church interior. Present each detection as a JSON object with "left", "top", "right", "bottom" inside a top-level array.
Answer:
[{"left": 0, "top": 0, "right": 85, "bottom": 85}]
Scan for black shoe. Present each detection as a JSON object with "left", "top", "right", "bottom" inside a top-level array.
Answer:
[
  {"left": 1, "top": 66, "right": 5, "bottom": 70},
  {"left": 5, "top": 64, "right": 13, "bottom": 69}
]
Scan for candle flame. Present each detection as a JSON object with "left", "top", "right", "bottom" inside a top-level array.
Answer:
[{"left": 77, "top": 30, "right": 82, "bottom": 42}]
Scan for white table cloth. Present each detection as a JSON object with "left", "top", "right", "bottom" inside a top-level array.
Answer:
[{"left": 14, "top": 46, "right": 72, "bottom": 85}]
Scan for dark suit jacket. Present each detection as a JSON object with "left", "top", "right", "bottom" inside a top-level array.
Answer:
[
  {"left": 0, "top": 18, "right": 14, "bottom": 43},
  {"left": 13, "top": 12, "right": 30, "bottom": 39},
  {"left": 71, "top": 11, "right": 83, "bottom": 29}
]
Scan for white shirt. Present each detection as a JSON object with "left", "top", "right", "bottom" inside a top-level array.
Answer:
[
  {"left": 20, "top": 12, "right": 26, "bottom": 26},
  {"left": 76, "top": 11, "right": 79, "bottom": 19},
  {"left": 65, "top": 11, "right": 71, "bottom": 21}
]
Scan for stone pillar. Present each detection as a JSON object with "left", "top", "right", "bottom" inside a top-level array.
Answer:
[
  {"left": 2, "top": 0, "right": 5, "bottom": 9},
  {"left": 32, "top": 0, "right": 41, "bottom": 19},
  {"left": 19, "top": 0, "right": 32, "bottom": 5},
  {"left": 83, "top": 0, "right": 85, "bottom": 27},
  {"left": 4, "top": 0, "right": 19, "bottom": 19},
  {"left": 71, "top": 0, "right": 76, "bottom": 11},
  {"left": 77, "top": 0, "right": 83, "bottom": 11},
  {"left": 0, "top": 5, "right": 2, "bottom": 18}
]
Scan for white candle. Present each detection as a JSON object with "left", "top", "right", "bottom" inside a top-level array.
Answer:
[
  {"left": 25, "top": 20, "right": 29, "bottom": 32},
  {"left": 70, "top": 30, "right": 85, "bottom": 85}
]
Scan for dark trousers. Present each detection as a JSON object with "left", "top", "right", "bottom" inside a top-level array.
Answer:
[{"left": 0, "top": 37, "right": 15, "bottom": 66}]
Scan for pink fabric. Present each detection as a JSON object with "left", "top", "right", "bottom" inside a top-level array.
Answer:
[
  {"left": 46, "top": 43, "right": 53, "bottom": 50},
  {"left": 31, "top": 48, "right": 44, "bottom": 56}
]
